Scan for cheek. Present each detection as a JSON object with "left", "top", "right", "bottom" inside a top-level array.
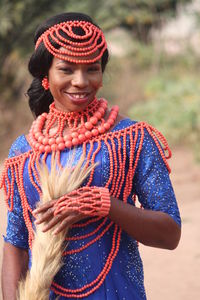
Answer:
[
  {"left": 92, "top": 74, "right": 103, "bottom": 89},
  {"left": 49, "top": 74, "right": 69, "bottom": 91}
]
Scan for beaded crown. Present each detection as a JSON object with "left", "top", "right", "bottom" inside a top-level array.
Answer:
[{"left": 35, "top": 20, "right": 107, "bottom": 63}]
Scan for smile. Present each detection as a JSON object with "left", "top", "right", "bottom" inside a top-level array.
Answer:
[
  {"left": 66, "top": 93, "right": 89, "bottom": 99},
  {"left": 64, "top": 92, "right": 92, "bottom": 104}
]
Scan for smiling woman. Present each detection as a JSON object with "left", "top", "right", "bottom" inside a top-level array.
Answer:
[{"left": 0, "top": 11, "right": 181, "bottom": 300}]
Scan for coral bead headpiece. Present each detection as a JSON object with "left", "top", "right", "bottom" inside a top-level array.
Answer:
[{"left": 35, "top": 20, "right": 107, "bottom": 63}]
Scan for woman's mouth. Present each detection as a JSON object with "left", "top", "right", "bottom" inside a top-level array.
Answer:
[{"left": 65, "top": 92, "right": 91, "bottom": 103}]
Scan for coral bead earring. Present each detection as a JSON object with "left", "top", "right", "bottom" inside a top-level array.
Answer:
[{"left": 42, "top": 77, "right": 49, "bottom": 90}]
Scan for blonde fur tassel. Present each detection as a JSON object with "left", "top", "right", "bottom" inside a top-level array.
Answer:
[{"left": 17, "top": 154, "right": 95, "bottom": 300}]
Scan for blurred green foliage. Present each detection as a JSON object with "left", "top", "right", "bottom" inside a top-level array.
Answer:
[{"left": 128, "top": 52, "right": 200, "bottom": 160}]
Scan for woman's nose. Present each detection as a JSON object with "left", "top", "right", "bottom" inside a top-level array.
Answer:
[{"left": 71, "top": 71, "right": 89, "bottom": 88}]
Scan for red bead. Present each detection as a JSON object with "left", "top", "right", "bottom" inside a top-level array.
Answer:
[
  {"left": 35, "top": 142, "right": 40, "bottom": 150},
  {"left": 72, "top": 137, "right": 79, "bottom": 146},
  {"left": 94, "top": 111, "right": 102, "bottom": 119},
  {"left": 65, "top": 140, "right": 72, "bottom": 148},
  {"left": 85, "top": 122, "right": 93, "bottom": 130},
  {"left": 39, "top": 145, "right": 45, "bottom": 152},
  {"left": 112, "top": 105, "right": 119, "bottom": 112},
  {"left": 44, "top": 145, "right": 51, "bottom": 152},
  {"left": 78, "top": 134, "right": 86, "bottom": 142},
  {"left": 98, "top": 126, "right": 106, "bottom": 134},
  {"left": 58, "top": 143, "right": 65, "bottom": 150},
  {"left": 91, "top": 128, "right": 99, "bottom": 136},
  {"left": 42, "top": 137, "right": 49, "bottom": 145},
  {"left": 98, "top": 107, "right": 105, "bottom": 114},
  {"left": 64, "top": 135, "right": 72, "bottom": 141},
  {"left": 78, "top": 127, "right": 87, "bottom": 134},
  {"left": 49, "top": 138, "right": 56, "bottom": 145},
  {"left": 85, "top": 131, "right": 92, "bottom": 138},
  {"left": 51, "top": 144, "right": 57, "bottom": 151},
  {"left": 90, "top": 116, "right": 98, "bottom": 125},
  {"left": 56, "top": 137, "right": 64, "bottom": 144},
  {"left": 107, "top": 118, "right": 114, "bottom": 126},
  {"left": 38, "top": 135, "right": 44, "bottom": 143},
  {"left": 101, "top": 102, "right": 108, "bottom": 109},
  {"left": 34, "top": 132, "right": 42, "bottom": 139},
  {"left": 104, "top": 123, "right": 110, "bottom": 130},
  {"left": 71, "top": 132, "right": 78, "bottom": 138}
]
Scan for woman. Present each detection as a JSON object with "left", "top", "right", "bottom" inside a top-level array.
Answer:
[{"left": 1, "top": 12, "right": 181, "bottom": 300}]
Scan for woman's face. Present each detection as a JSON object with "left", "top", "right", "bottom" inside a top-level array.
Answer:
[{"left": 48, "top": 55, "right": 103, "bottom": 112}]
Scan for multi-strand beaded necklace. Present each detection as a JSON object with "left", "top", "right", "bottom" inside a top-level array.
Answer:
[{"left": 0, "top": 98, "right": 171, "bottom": 298}]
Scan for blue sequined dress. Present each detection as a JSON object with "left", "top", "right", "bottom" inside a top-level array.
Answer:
[{"left": 4, "top": 119, "right": 181, "bottom": 300}]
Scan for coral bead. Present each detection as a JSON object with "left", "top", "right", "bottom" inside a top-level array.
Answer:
[
  {"left": 107, "top": 119, "right": 114, "bottom": 126},
  {"left": 35, "top": 143, "right": 40, "bottom": 150},
  {"left": 78, "top": 134, "right": 86, "bottom": 142},
  {"left": 65, "top": 140, "right": 72, "bottom": 148},
  {"left": 44, "top": 145, "right": 51, "bottom": 152},
  {"left": 104, "top": 123, "right": 110, "bottom": 130},
  {"left": 98, "top": 126, "right": 106, "bottom": 134},
  {"left": 38, "top": 135, "right": 44, "bottom": 143},
  {"left": 56, "top": 137, "right": 64, "bottom": 144},
  {"left": 39, "top": 145, "right": 45, "bottom": 152},
  {"left": 51, "top": 144, "right": 57, "bottom": 151},
  {"left": 90, "top": 116, "right": 98, "bottom": 125},
  {"left": 112, "top": 105, "right": 119, "bottom": 112},
  {"left": 98, "top": 107, "right": 105, "bottom": 114},
  {"left": 78, "top": 127, "right": 87, "bottom": 134},
  {"left": 94, "top": 111, "right": 102, "bottom": 119},
  {"left": 72, "top": 138, "right": 79, "bottom": 146},
  {"left": 58, "top": 143, "right": 65, "bottom": 150},
  {"left": 85, "top": 131, "right": 92, "bottom": 138},
  {"left": 42, "top": 137, "right": 49, "bottom": 145},
  {"left": 64, "top": 135, "right": 72, "bottom": 141},
  {"left": 91, "top": 129, "right": 99, "bottom": 136},
  {"left": 49, "top": 138, "right": 56, "bottom": 145},
  {"left": 71, "top": 132, "right": 78, "bottom": 138},
  {"left": 85, "top": 122, "right": 93, "bottom": 130},
  {"left": 35, "top": 132, "right": 42, "bottom": 139}
]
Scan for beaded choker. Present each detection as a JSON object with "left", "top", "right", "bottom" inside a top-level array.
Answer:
[
  {"left": 28, "top": 98, "right": 119, "bottom": 153},
  {"left": 35, "top": 20, "right": 107, "bottom": 64}
]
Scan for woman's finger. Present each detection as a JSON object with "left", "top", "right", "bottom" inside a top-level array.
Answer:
[
  {"left": 33, "top": 199, "right": 57, "bottom": 215},
  {"left": 35, "top": 206, "right": 55, "bottom": 224},
  {"left": 53, "top": 213, "right": 85, "bottom": 235},
  {"left": 42, "top": 214, "right": 64, "bottom": 232}
]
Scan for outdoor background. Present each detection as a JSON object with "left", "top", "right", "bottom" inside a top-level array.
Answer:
[{"left": 0, "top": 0, "right": 200, "bottom": 299}]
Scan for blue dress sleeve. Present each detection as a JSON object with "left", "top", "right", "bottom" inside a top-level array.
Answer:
[
  {"left": 131, "top": 127, "right": 181, "bottom": 226},
  {"left": 3, "top": 135, "right": 29, "bottom": 249}
]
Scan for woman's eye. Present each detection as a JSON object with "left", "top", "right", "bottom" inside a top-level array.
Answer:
[
  {"left": 59, "top": 68, "right": 72, "bottom": 74},
  {"left": 88, "top": 66, "right": 100, "bottom": 72}
]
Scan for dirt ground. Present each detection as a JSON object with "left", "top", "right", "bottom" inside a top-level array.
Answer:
[{"left": 0, "top": 147, "right": 200, "bottom": 300}]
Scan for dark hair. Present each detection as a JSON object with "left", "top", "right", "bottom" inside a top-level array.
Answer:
[{"left": 27, "top": 12, "right": 109, "bottom": 117}]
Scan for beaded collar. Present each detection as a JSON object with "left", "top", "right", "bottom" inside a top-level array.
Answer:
[{"left": 27, "top": 98, "right": 119, "bottom": 152}]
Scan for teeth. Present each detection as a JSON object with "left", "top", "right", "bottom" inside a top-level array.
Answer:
[{"left": 73, "top": 93, "right": 87, "bottom": 99}]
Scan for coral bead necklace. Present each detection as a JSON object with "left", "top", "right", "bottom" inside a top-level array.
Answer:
[{"left": 28, "top": 97, "right": 119, "bottom": 153}]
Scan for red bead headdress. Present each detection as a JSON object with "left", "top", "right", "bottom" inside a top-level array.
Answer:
[{"left": 35, "top": 20, "right": 107, "bottom": 63}]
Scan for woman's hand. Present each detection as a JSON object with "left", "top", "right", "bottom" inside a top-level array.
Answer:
[
  {"left": 32, "top": 200, "right": 86, "bottom": 235},
  {"left": 33, "top": 186, "right": 111, "bottom": 235}
]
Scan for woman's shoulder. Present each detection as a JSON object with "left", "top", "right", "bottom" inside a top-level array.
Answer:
[
  {"left": 8, "top": 134, "right": 31, "bottom": 158},
  {"left": 112, "top": 114, "right": 137, "bottom": 132}
]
